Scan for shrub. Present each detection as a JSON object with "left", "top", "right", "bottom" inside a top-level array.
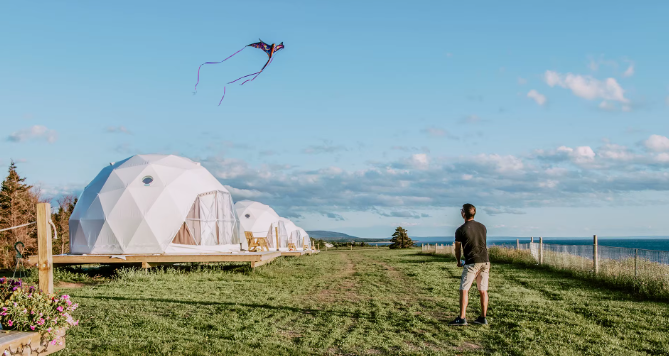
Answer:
[{"left": 0, "top": 278, "right": 79, "bottom": 345}]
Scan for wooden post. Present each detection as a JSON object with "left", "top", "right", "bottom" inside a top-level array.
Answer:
[
  {"left": 37, "top": 203, "right": 53, "bottom": 294},
  {"left": 275, "top": 226, "right": 279, "bottom": 252},
  {"left": 531, "top": 236, "right": 534, "bottom": 243},
  {"left": 593, "top": 235, "right": 599, "bottom": 274},
  {"left": 516, "top": 239, "right": 520, "bottom": 250},
  {"left": 539, "top": 237, "right": 543, "bottom": 265}
]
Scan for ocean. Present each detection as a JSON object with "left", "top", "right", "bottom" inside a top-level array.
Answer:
[{"left": 409, "top": 237, "right": 669, "bottom": 251}]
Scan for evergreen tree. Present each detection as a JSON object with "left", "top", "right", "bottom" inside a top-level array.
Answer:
[
  {"left": 389, "top": 226, "right": 413, "bottom": 249},
  {"left": 0, "top": 161, "right": 41, "bottom": 267},
  {"left": 53, "top": 195, "right": 77, "bottom": 254}
]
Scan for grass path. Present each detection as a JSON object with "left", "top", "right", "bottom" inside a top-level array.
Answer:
[{"left": 56, "top": 249, "right": 669, "bottom": 355}]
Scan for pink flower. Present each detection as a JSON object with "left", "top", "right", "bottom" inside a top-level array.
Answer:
[
  {"left": 37, "top": 318, "right": 45, "bottom": 326},
  {"left": 7, "top": 320, "right": 13, "bottom": 327},
  {"left": 22, "top": 309, "right": 27, "bottom": 314},
  {"left": 30, "top": 325, "right": 35, "bottom": 331},
  {"left": 0, "top": 312, "right": 6, "bottom": 316},
  {"left": 50, "top": 340, "right": 56, "bottom": 346},
  {"left": 47, "top": 327, "right": 52, "bottom": 332},
  {"left": 56, "top": 306, "right": 63, "bottom": 312}
]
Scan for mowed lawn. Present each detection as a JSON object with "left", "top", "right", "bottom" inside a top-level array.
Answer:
[{"left": 55, "top": 249, "right": 669, "bottom": 355}]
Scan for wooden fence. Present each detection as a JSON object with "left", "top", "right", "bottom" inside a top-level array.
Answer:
[{"left": 421, "top": 243, "right": 455, "bottom": 256}]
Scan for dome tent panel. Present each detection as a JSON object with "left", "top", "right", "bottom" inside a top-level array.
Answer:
[
  {"left": 266, "top": 220, "right": 289, "bottom": 250},
  {"left": 235, "top": 200, "right": 282, "bottom": 238},
  {"left": 69, "top": 154, "right": 243, "bottom": 254}
]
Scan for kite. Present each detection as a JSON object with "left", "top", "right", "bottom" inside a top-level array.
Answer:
[{"left": 194, "top": 39, "right": 285, "bottom": 105}]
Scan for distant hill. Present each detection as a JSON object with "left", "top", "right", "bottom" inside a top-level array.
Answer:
[{"left": 307, "top": 230, "right": 390, "bottom": 242}]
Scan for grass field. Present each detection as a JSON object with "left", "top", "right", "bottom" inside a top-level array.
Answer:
[{"left": 49, "top": 249, "right": 669, "bottom": 355}]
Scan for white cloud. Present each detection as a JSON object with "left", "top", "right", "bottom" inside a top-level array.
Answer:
[
  {"left": 461, "top": 174, "right": 473, "bottom": 180},
  {"left": 463, "top": 115, "right": 481, "bottom": 123},
  {"left": 410, "top": 154, "right": 429, "bottom": 169},
  {"left": 105, "top": 126, "right": 132, "bottom": 134},
  {"left": 7, "top": 125, "right": 58, "bottom": 143},
  {"left": 420, "top": 126, "right": 458, "bottom": 140},
  {"left": 518, "top": 77, "right": 527, "bottom": 85},
  {"left": 473, "top": 154, "right": 524, "bottom": 173},
  {"left": 544, "top": 70, "right": 629, "bottom": 103},
  {"left": 527, "top": 90, "right": 547, "bottom": 106},
  {"left": 421, "top": 127, "right": 447, "bottom": 137},
  {"left": 644, "top": 135, "right": 669, "bottom": 152},
  {"left": 622, "top": 63, "right": 635, "bottom": 77},
  {"left": 598, "top": 144, "right": 637, "bottom": 161},
  {"left": 539, "top": 180, "right": 559, "bottom": 188}
]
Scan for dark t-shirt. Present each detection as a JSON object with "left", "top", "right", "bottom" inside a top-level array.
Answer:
[{"left": 455, "top": 220, "right": 489, "bottom": 264}]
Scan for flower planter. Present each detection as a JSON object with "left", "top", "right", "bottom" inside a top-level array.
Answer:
[{"left": 0, "top": 328, "right": 66, "bottom": 355}]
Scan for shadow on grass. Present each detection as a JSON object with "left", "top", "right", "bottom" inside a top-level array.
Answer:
[{"left": 74, "top": 294, "right": 418, "bottom": 322}]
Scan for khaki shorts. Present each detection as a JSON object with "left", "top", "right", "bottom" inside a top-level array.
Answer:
[{"left": 460, "top": 262, "right": 490, "bottom": 291}]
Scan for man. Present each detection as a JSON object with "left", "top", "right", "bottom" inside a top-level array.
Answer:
[{"left": 449, "top": 203, "right": 490, "bottom": 326}]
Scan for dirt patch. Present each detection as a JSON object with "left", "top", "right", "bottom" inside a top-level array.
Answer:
[
  {"left": 56, "top": 282, "right": 87, "bottom": 289},
  {"left": 316, "top": 253, "right": 362, "bottom": 303},
  {"left": 456, "top": 341, "right": 483, "bottom": 351}
]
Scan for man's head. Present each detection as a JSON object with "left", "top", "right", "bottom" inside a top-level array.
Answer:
[{"left": 461, "top": 204, "right": 476, "bottom": 221}]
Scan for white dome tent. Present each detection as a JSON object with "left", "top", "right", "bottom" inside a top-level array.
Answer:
[
  {"left": 265, "top": 220, "right": 290, "bottom": 250},
  {"left": 235, "top": 200, "right": 282, "bottom": 238},
  {"left": 297, "top": 228, "right": 312, "bottom": 250},
  {"left": 69, "top": 154, "right": 246, "bottom": 254}
]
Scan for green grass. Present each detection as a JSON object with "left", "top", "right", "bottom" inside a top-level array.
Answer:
[{"left": 45, "top": 249, "right": 669, "bottom": 355}]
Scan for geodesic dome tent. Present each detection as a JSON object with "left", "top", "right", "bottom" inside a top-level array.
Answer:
[
  {"left": 235, "top": 200, "right": 282, "bottom": 238},
  {"left": 297, "top": 227, "right": 312, "bottom": 250},
  {"left": 265, "top": 220, "right": 290, "bottom": 249},
  {"left": 69, "top": 154, "right": 246, "bottom": 254}
]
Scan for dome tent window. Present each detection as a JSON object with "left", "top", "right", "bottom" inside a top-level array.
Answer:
[
  {"left": 142, "top": 176, "right": 154, "bottom": 186},
  {"left": 245, "top": 214, "right": 250, "bottom": 218}
]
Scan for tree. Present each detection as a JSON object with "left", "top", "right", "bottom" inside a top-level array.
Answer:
[
  {"left": 52, "top": 195, "right": 77, "bottom": 255},
  {"left": 0, "top": 161, "right": 42, "bottom": 267},
  {"left": 389, "top": 226, "right": 413, "bottom": 249}
]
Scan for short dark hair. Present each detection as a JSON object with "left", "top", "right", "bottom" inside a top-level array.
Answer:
[{"left": 462, "top": 204, "right": 476, "bottom": 219}]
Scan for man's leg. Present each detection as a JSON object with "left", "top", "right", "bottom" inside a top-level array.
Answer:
[
  {"left": 459, "top": 289, "right": 468, "bottom": 319},
  {"left": 479, "top": 290, "right": 488, "bottom": 317}
]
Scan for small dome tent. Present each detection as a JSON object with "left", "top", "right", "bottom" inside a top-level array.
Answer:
[
  {"left": 235, "top": 200, "right": 282, "bottom": 238},
  {"left": 69, "top": 154, "right": 245, "bottom": 254},
  {"left": 297, "top": 227, "right": 311, "bottom": 250},
  {"left": 265, "top": 220, "right": 289, "bottom": 249}
]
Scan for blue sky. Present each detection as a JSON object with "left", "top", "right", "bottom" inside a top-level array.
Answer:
[{"left": 2, "top": 1, "right": 669, "bottom": 238}]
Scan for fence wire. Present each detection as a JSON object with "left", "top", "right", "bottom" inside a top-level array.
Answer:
[{"left": 513, "top": 242, "right": 669, "bottom": 295}]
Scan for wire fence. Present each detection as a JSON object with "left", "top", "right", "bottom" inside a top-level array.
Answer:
[
  {"left": 516, "top": 242, "right": 669, "bottom": 298},
  {"left": 422, "top": 240, "right": 669, "bottom": 299}
]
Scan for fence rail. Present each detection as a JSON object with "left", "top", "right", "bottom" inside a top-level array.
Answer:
[{"left": 421, "top": 237, "right": 669, "bottom": 299}]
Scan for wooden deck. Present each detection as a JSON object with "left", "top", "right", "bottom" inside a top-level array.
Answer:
[
  {"left": 0, "top": 330, "right": 65, "bottom": 355},
  {"left": 281, "top": 250, "right": 321, "bottom": 257},
  {"left": 27, "top": 251, "right": 282, "bottom": 269}
]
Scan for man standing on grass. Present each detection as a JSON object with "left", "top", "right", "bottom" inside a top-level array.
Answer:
[{"left": 449, "top": 203, "right": 490, "bottom": 326}]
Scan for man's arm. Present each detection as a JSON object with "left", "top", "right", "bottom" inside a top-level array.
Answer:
[{"left": 455, "top": 241, "right": 462, "bottom": 267}]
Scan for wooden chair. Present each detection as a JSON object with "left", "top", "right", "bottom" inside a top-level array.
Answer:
[
  {"left": 245, "top": 231, "right": 260, "bottom": 252},
  {"left": 256, "top": 237, "right": 270, "bottom": 252},
  {"left": 245, "top": 231, "right": 270, "bottom": 252},
  {"left": 287, "top": 242, "right": 297, "bottom": 251}
]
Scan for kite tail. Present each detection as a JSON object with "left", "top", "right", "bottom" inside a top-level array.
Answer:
[
  {"left": 194, "top": 46, "right": 247, "bottom": 92},
  {"left": 218, "top": 86, "right": 226, "bottom": 106},
  {"left": 241, "top": 57, "right": 273, "bottom": 85},
  {"left": 227, "top": 71, "right": 260, "bottom": 84}
]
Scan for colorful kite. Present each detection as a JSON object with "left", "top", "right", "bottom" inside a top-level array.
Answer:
[{"left": 194, "top": 39, "right": 285, "bottom": 105}]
